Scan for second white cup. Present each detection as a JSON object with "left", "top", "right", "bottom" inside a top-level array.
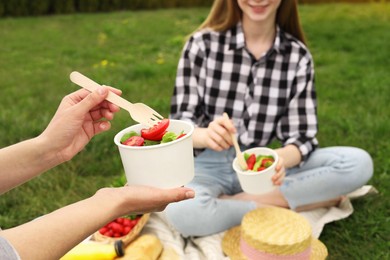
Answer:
[{"left": 232, "top": 147, "right": 279, "bottom": 195}]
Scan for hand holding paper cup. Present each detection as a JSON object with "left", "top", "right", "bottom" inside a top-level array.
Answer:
[
  {"left": 114, "top": 120, "right": 195, "bottom": 189},
  {"left": 232, "top": 147, "right": 278, "bottom": 195}
]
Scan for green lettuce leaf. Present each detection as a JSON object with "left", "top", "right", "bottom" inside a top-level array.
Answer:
[{"left": 161, "top": 132, "right": 178, "bottom": 143}]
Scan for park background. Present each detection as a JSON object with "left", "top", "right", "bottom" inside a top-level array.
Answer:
[{"left": 0, "top": 1, "right": 389, "bottom": 259}]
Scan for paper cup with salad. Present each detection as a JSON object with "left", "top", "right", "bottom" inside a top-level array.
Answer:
[
  {"left": 232, "top": 147, "right": 278, "bottom": 195},
  {"left": 114, "top": 119, "right": 194, "bottom": 189}
]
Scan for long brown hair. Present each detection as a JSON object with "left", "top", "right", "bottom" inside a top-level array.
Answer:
[{"left": 197, "top": 0, "right": 307, "bottom": 45}]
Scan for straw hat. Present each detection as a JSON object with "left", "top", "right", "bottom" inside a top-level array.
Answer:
[{"left": 222, "top": 207, "right": 328, "bottom": 260}]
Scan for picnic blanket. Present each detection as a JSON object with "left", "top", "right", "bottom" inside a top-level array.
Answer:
[{"left": 140, "top": 185, "right": 378, "bottom": 260}]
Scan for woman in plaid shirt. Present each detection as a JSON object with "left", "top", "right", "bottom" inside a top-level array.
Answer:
[{"left": 166, "top": 0, "right": 373, "bottom": 237}]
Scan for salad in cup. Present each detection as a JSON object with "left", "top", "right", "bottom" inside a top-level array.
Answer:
[
  {"left": 114, "top": 119, "right": 195, "bottom": 189},
  {"left": 120, "top": 119, "right": 186, "bottom": 147},
  {"left": 232, "top": 147, "right": 279, "bottom": 195}
]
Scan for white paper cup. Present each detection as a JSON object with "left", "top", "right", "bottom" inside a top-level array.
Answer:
[
  {"left": 114, "top": 120, "right": 195, "bottom": 189},
  {"left": 232, "top": 147, "right": 279, "bottom": 195}
]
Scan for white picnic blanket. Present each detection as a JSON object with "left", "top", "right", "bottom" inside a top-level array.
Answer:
[{"left": 141, "top": 185, "right": 378, "bottom": 260}]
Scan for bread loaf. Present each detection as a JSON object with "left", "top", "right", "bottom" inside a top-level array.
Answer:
[
  {"left": 116, "top": 234, "right": 163, "bottom": 260},
  {"left": 158, "top": 246, "right": 180, "bottom": 260}
]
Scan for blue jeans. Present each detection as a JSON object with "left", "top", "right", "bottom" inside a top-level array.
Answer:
[{"left": 165, "top": 146, "right": 373, "bottom": 237}]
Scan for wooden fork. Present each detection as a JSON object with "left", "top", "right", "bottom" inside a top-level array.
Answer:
[
  {"left": 223, "top": 113, "right": 248, "bottom": 170},
  {"left": 70, "top": 71, "right": 163, "bottom": 128}
]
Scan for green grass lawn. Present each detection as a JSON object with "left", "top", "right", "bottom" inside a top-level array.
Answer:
[{"left": 0, "top": 3, "right": 389, "bottom": 259}]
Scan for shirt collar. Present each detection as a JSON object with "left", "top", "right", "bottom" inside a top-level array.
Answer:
[
  {"left": 228, "top": 22, "right": 246, "bottom": 50},
  {"left": 228, "top": 23, "right": 286, "bottom": 55}
]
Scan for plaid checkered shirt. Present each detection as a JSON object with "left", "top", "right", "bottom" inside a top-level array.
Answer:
[{"left": 170, "top": 23, "right": 318, "bottom": 161}]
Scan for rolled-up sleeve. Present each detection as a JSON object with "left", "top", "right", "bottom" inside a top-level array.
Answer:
[{"left": 0, "top": 236, "right": 21, "bottom": 260}]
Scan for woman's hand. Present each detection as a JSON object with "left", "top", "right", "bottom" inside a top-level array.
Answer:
[
  {"left": 272, "top": 156, "right": 286, "bottom": 186},
  {"left": 193, "top": 115, "right": 235, "bottom": 151},
  {"left": 39, "top": 87, "right": 121, "bottom": 163},
  {"left": 96, "top": 185, "right": 196, "bottom": 216}
]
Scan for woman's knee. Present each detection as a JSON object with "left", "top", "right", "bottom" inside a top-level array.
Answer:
[
  {"left": 165, "top": 197, "right": 211, "bottom": 237},
  {"left": 350, "top": 147, "right": 374, "bottom": 185},
  {"left": 336, "top": 147, "right": 373, "bottom": 189}
]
